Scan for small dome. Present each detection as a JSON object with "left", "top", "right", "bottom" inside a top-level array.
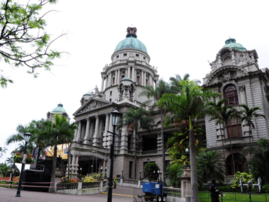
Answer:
[
  {"left": 121, "top": 77, "right": 133, "bottom": 82},
  {"left": 84, "top": 91, "right": 92, "bottom": 96},
  {"left": 114, "top": 37, "right": 147, "bottom": 53},
  {"left": 52, "top": 104, "right": 66, "bottom": 114},
  {"left": 222, "top": 38, "right": 246, "bottom": 51}
]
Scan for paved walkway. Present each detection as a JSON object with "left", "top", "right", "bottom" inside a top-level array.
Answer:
[{"left": 0, "top": 186, "right": 136, "bottom": 202}]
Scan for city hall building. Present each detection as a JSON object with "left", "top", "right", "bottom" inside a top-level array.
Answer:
[{"left": 62, "top": 27, "right": 269, "bottom": 179}]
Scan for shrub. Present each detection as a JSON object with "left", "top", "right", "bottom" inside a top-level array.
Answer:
[
  {"left": 231, "top": 171, "right": 253, "bottom": 189},
  {"left": 144, "top": 162, "right": 160, "bottom": 182},
  {"left": 83, "top": 176, "right": 98, "bottom": 183}
]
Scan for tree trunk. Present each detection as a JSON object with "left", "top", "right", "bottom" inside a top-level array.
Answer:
[
  {"left": 161, "top": 109, "right": 165, "bottom": 182},
  {"left": 219, "top": 123, "right": 227, "bottom": 182},
  {"left": 49, "top": 144, "right": 57, "bottom": 192},
  {"left": 134, "top": 129, "right": 137, "bottom": 180},
  {"left": 189, "top": 117, "right": 199, "bottom": 202}
]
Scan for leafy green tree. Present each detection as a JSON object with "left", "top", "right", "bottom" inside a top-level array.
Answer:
[
  {"left": 33, "top": 114, "right": 76, "bottom": 192},
  {"left": 118, "top": 107, "right": 153, "bottom": 180},
  {"left": 231, "top": 171, "right": 253, "bottom": 190},
  {"left": 166, "top": 163, "right": 183, "bottom": 187},
  {"left": 0, "top": 163, "right": 8, "bottom": 177},
  {"left": 158, "top": 80, "right": 218, "bottom": 202},
  {"left": 140, "top": 79, "right": 174, "bottom": 181},
  {"left": 0, "top": 0, "right": 63, "bottom": 87},
  {"left": 144, "top": 162, "right": 160, "bottom": 182},
  {"left": 243, "top": 139, "right": 269, "bottom": 184},
  {"left": 0, "top": 147, "right": 7, "bottom": 158},
  {"left": 197, "top": 150, "right": 225, "bottom": 185}
]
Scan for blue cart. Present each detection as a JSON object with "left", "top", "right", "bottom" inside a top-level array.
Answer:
[{"left": 142, "top": 182, "right": 167, "bottom": 202}]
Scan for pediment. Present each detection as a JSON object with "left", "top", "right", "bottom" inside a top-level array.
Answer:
[
  {"left": 205, "top": 66, "right": 248, "bottom": 87},
  {"left": 73, "top": 98, "right": 111, "bottom": 116}
]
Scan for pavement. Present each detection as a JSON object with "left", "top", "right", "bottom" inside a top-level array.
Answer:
[{"left": 0, "top": 186, "right": 136, "bottom": 202}]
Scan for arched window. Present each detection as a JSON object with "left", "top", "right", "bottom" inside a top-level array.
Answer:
[
  {"left": 224, "top": 84, "right": 239, "bottom": 106},
  {"left": 226, "top": 153, "right": 245, "bottom": 175}
]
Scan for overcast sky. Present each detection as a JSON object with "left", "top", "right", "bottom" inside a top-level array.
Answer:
[{"left": 1, "top": 0, "right": 269, "bottom": 163}]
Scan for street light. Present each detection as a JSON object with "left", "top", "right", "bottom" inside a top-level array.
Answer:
[
  {"left": 100, "top": 166, "right": 103, "bottom": 178},
  {"left": 107, "top": 108, "right": 121, "bottom": 202},
  {"left": 91, "top": 165, "right": 93, "bottom": 174},
  {"left": 184, "top": 148, "right": 190, "bottom": 169},
  {"left": 16, "top": 132, "right": 31, "bottom": 197},
  {"left": 105, "top": 167, "right": 107, "bottom": 178}
]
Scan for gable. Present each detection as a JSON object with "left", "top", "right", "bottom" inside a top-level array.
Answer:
[
  {"left": 205, "top": 66, "right": 248, "bottom": 87},
  {"left": 73, "top": 98, "right": 111, "bottom": 116}
]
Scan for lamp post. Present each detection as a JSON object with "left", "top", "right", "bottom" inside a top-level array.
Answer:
[
  {"left": 100, "top": 166, "right": 103, "bottom": 178},
  {"left": 122, "top": 170, "right": 123, "bottom": 179},
  {"left": 16, "top": 132, "right": 31, "bottom": 197},
  {"left": 91, "top": 165, "right": 93, "bottom": 175},
  {"left": 107, "top": 108, "right": 121, "bottom": 202},
  {"left": 184, "top": 148, "right": 190, "bottom": 169},
  {"left": 139, "top": 170, "right": 142, "bottom": 180}
]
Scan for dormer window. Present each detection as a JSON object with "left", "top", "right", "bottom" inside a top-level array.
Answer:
[
  {"left": 136, "top": 54, "right": 139, "bottom": 57},
  {"left": 117, "top": 55, "right": 119, "bottom": 58},
  {"left": 124, "top": 53, "right": 127, "bottom": 56}
]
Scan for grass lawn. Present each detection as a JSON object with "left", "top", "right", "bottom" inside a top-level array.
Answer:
[{"left": 199, "top": 192, "right": 269, "bottom": 202}]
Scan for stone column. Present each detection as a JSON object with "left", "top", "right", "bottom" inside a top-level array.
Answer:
[
  {"left": 103, "top": 113, "right": 109, "bottom": 148},
  {"left": 73, "top": 156, "right": 79, "bottom": 179},
  {"left": 120, "top": 126, "right": 128, "bottom": 154},
  {"left": 83, "top": 118, "right": 91, "bottom": 144},
  {"left": 107, "top": 115, "right": 113, "bottom": 149},
  {"left": 93, "top": 116, "right": 100, "bottom": 146},
  {"left": 73, "top": 129, "right": 78, "bottom": 142},
  {"left": 115, "top": 70, "right": 118, "bottom": 85},
  {"left": 132, "top": 67, "right": 135, "bottom": 81},
  {"left": 71, "top": 155, "right": 76, "bottom": 179},
  {"left": 101, "top": 77, "right": 105, "bottom": 92},
  {"left": 128, "top": 67, "right": 131, "bottom": 78},
  {"left": 118, "top": 69, "right": 121, "bottom": 84},
  {"left": 76, "top": 121, "right": 82, "bottom": 142}
]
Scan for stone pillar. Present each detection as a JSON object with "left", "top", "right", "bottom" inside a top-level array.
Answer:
[
  {"left": 118, "top": 69, "right": 121, "bottom": 84},
  {"left": 107, "top": 115, "right": 113, "bottom": 149},
  {"left": 103, "top": 113, "right": 109, "bottom": 148},
  {"left": 73, "top": 156, "right": 79, "bottom": 179},
  {"left": 93, "top": 116, "right": 100, "bottom": 146},
  {"left": 180, "top": 168, "right": 191, "bottom": 198},
  {"left": 71, "top": 155, "right": 76, "bottom": 179},
  {"left": 115, "top": 70, "right": 117, "bottom": 83},
  {"left": 120, "top": 126, "right": 128, "bottom": 154},
  {"left": 101, "top": 77, "right": 105, "bottom": 92},
  {"left": 73, "top": 129, "right": 78, "bottom": 142},
  {"left": 132, "top": 67, "right": 135, "bottom": 81},
  {"left": 128, "top": 67, "right": 131, "bottom": 78},
  {"left": 76, "top": 121, "right": 82, "bottom": 142},
  {"left": 149, "top": 75, "right": 152, "bottom": 86},
  {"left": 141, "top": 71, "right": 144, "bottom": 85},
  {"left": 83, "top": 118, "right": 91, "bottom": 144}
]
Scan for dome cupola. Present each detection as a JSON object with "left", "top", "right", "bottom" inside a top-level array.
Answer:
[
  {"left": 222, "top": 38, "right": 246, "bottom": 51},
  {"left": 114, "top": 27, "right": 147, "bottom": 53},
  {"left": 52, "top": 104, "right": 66, "bottom": 114}
]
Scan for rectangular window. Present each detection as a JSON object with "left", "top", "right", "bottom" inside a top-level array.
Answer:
[
  {"left": 112, "top": 78, "right": 115, "bottom": 85},
  {"left": 129, "top": 161, "right": 133, "bottom": 178},
  {"left": 137, "top": 76, "right": 140, "bottom": 84},
  {"left": 136, "top": 54, "right": 139, "bottom": 57},
  {"left": 110, "top": 91, "right": 112, "bottom": 96},
  {"left": 124, "top": 53, "right": 127, "bottom": 56}
]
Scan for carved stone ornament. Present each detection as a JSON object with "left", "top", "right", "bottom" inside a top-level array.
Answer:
[
  {"left": 239, "top": 85, "right": 245, "bottom": 92},
  {"left": 223, "top": 72, "right": 230, "bottom": 80}
]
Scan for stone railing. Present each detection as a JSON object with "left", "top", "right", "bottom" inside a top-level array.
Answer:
[
  {"left": 164, "top": 187, "right": 181, "bottom": 198},
  {"left": 57, "top": 182, "right": 78, "bottom": 191},
  {"left": 56, "top": 180, "right": 106, "bottom": 195}
]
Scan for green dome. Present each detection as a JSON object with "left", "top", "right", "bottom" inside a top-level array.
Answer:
[
  {"left": 84, "top": 91, "right": 92, "bottom": 96},
  {"left": 52, "top": 104, "right": 66, "bottom": 114},
  {"left": 114, "top": 36, "right": 147, "bottom": 53},
  {"left": 223, "top": 38, "right": 246, "bottom": 51},
  {"left": 121, "top": 77, "right": 133, "bottom": 82}
]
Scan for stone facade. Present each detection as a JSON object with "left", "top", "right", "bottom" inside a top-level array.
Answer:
[{"left": 203, "top": 38, "right": 269, "bottom": 175}]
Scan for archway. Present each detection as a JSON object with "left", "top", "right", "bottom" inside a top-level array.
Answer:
[{"left": 226, "top": 153, "right": 246, "bottom": 175}]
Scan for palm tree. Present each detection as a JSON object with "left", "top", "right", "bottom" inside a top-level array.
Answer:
[
  {"left": 6, "top": 124, "right": 35, "bottom": 154},
  {"left": 118, "top": 107, "right": 153, "bottom": 180},
  {"left": 206, "top": 99, "right": 240, "bottom": 175},
  {"left": 170, "top": 74, "right": 201, "bottom": 93},
  {"left": 34, "top": 114, "right": 76, "bottom": 192},
  {"left": 197, "top": 150, "right": 225, "bottom": 185},
  {"left": 158, "top": 80, "right": 218, "bottom": 202},
  {"left": 140, "top": 79, "right": 174, "bottom": 182},
  {"left": 0, "top": 147, "right": 7, "bottom": 158},
  {"left": 239, "top": 104, "right": 265, "bottom": 146}
]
